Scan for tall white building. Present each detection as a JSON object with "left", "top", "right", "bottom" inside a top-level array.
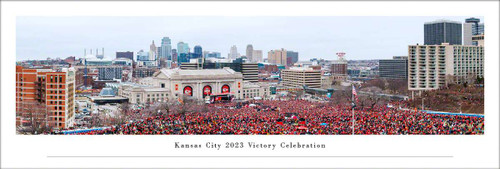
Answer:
[
  {"left": 160, "top": 37, "right": 172, "bottom": 60},
  {"left": 252, "top": 50, "right": 263, "bottom": 63},
  {"left": 246, "top": 44, "right": 253, "bottom": 61},
  {"left": 149, "top": 41, "right": 157, "bottom": 61},
  {"left": 408, "top": 43, "right": 484, "bottom": 92},
  {"left": 228, "top": 45, "right": 240, "bottom": 59},
  {"left": 463, "top": 23, "right": 473, "bottom": 45}
]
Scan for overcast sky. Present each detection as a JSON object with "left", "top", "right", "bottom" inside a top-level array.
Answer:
[{"left": 16, "top": 16, "right": 483, "bottom": 61}]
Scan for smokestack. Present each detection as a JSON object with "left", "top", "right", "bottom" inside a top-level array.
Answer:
[
  {"left": 84, "top": 48, "right": 86, "bottom": 56},
  {"left": 96, "top": 48, "right": 98, "bottom": 55},
  {"left": 102, "top": 48, "right": 104, "bottom": 56},
  {"left": 90, "top": 49, "right": 92, "bottom": 55}
]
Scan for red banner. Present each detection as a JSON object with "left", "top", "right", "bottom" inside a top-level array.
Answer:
[
  {"left": 183, "top": 86, "right": 193, "bottom": 96},
  {"left": 203, "top": 85, "right": 212, "bottom": 96},
  {"left": 221, "top": 85, "right": 230, "bottom": 94}
]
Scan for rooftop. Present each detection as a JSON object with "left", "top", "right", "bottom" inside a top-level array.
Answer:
[
  {"left": 159, "top": 67, "right": 239, "bottom": 77},
  {"left": 424, "top": 19, "right": 461, "bottom": 25}
]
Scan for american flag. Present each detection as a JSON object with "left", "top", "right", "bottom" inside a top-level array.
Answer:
[{"left": 352, "top": 85, "right": 358, "bottom": 103}]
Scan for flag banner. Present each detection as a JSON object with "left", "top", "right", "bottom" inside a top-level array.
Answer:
[{"left": 352, "top": 85, "right": 359, "bottom": 103}]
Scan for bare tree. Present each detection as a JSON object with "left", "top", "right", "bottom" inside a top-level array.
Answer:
[
  {"left": 387, "top": 79, "right": 408, "bottom": 94},
  {"left": 17, "top": 101, "right": 50, "bottom": 134}
]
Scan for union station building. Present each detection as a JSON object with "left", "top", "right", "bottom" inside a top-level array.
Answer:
[{"left": 120, "top": 68, "right": 244, "bottom": 103}]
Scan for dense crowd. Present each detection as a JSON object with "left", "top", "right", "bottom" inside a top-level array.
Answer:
[{"left": 70, "top": 100, "right": 484, "bottom": 135}]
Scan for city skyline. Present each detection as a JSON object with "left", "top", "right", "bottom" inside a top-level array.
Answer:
[{"left": 16, "top": 16, "right": 483, "bottom": 61}]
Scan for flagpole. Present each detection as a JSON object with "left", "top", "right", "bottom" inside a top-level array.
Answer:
[{"left": 352, "top": 84, "right": 355, "bottom": 135}]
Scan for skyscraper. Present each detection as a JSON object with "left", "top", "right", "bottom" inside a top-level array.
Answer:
[
  {"left": 465, "top": 18, "right": 484, "bottom": 46},
  {"left": 228, "top": 45, "right": 239, "bottom": 59},
  {"left": 252, "top": 50, "right": 263, "bottom": 63},
  {"left": 177, "top": 41, "right": 190, "bottom": 54},
  {"left": 463, "top": 22, "right": 473, "bottom": 45},
  {"left": 268, "top": 49, "right": 287, "bottom": 65},
  {"left": 424, "top": 20, "right": 462, "bottom": 45},
  {"left": 193, "top": 45, "right": 203, "bottom": 59},
  {"left": 160, "top": 37, "right": 172, "bottom": 60},
  {"left": 286, "top": 51, "right": 299, "bottom": 66},
  {"left": 171, "top": 49, "right": 178, "bottom": 62},
  {"left": 246, "top": 44, "right": 253, "bottom": 61},
  {"left": 149, "top": 40, "right": 157, "bottom": 61},
  {"left": 465, "top": 17, "right": 482, "bottom": 35}
]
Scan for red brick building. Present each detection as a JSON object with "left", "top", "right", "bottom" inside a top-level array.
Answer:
[{"left": 16, "top": 66, "right": 76, "bottom": 129}]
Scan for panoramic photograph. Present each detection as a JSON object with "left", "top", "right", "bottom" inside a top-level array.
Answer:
[{"left": 15, "top": 16, "right": 485, "bottom": 135}]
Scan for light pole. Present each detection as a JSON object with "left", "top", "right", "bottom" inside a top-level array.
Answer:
[
  {"left": 459, "top": 102, "right": 462, "bottom": 114},
  {"left": 421, "top": 98, "right": 425, "bottom": 110}
]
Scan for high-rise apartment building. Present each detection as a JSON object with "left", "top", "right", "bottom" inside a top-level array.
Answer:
[
  {"left": 281, "top": 67, "right": 322, "bottom": 88},
  {"left": 424, "top": 20, "right": 462, "bottom": 45},
  {"left": 16, "top": 66, "right": 76, "bottom": 129},
  {"left": 408, "top": 43, "right": 483, "bottom": 92},
  {"left": 268, "top": 48, "right": 287, "bottom": 65},
  {"left": 379, "top": 56, "right": 408, "bottom": 79},
  {"left": 160, "top": 37, "right": 172, "bottom": 60}
]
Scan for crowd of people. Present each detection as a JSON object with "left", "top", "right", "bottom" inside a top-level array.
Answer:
[{"left": 69, "top": 100, "right": 484, "bottom": 135}]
